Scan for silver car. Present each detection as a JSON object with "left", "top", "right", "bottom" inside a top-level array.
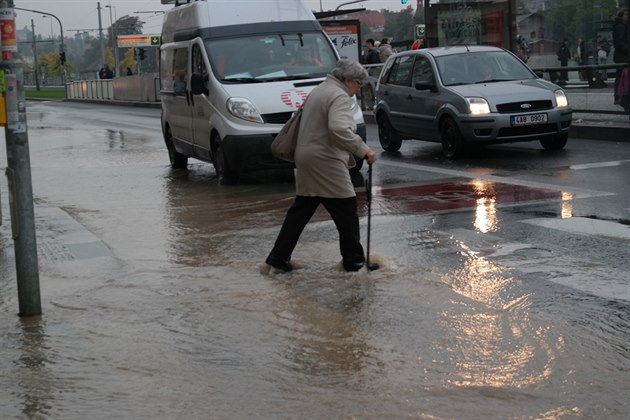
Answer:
[{"left": 373, "top": 45, "right": 572, "bottom": 158}]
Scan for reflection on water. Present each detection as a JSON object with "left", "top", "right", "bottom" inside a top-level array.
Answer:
[
  {"left": 11, "top": 317, "right": 55, "bottom": 418},
  {"left": 561, "top": 191, "right": 574, "bottom": 219},
  {"left": 472, "top": 179, "right": 498, "bottom": 233},
  {"left": 438, "top": 240, "right": 553, "bottom": 389}
]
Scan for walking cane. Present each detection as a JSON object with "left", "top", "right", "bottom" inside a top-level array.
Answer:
[{"left": 365, "top": 162, "right": 377, "bottom": 271}]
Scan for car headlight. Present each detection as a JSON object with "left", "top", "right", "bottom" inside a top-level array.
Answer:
[
  {"left": 226, "top": 98, "right": 264, "bottom": 123},
  {"left": 554, "top": 89, "right": 569, "bottom": 108},
  {"left": 466, "top": 97, "right": 490, "bottom": 115}
]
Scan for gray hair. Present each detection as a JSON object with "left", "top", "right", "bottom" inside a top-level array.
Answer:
[{"left": 331, "top": 59, "right": 368, "bottom": 83}]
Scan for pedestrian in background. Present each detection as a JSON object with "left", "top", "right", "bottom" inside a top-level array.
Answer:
[
  {"left": 378, "top": 38, "right": 395, "bottom": 63},
  {"left": 363, "top": 38, "right": 380, "bottom": 64},
  {"left": 265, "top": 59, "right": 378, "bottom": 273},
  {"left": 612, "top": 7, "right": 629, "bottom": 105},
  {"left": 557, "top": 39, "right": 571, "bottom": 84}
]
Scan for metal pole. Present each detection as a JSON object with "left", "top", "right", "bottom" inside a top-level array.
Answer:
[
  {"left": 14, "top": 7, "right": 66, "bottom": 92},
  {"left": 106, "top": 4, "right": 118, "bottom": 76},
  {"left": 30, "top": 19, "right": 40, "bottom": 91},
  {"left": 97, "top": 2, "right": 105, "bottom": 67},
  {"left": 335, "top": 0, "right": 367, "bottom": 11},
  {"left": 1, "top": 0, "right": 42, "bottom": 317}
]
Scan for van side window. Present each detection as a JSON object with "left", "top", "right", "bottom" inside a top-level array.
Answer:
[
  {"left": 191, "top": 44, "right": 209, "bottom": 94},
  {"left": 160, "top": 48, "right": 175, "bottom": 92},
  {"left": 173, "top": 47, "right": 188, "bottom": 95}
]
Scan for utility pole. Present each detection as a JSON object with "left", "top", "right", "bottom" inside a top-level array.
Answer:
[
  {"left": 97, "top": 2, "right": 105, "bottom": 67},
  {"left": 0, "top": 0, "right": 42, "bottom": 316}
]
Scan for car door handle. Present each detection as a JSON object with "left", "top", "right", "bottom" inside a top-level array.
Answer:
[{"left": 407, "top": 94, "right": 413, "bottom": 101}]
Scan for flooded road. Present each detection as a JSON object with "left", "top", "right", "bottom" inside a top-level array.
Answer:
[{"left": 1, "top": 101, "right": 629, "bottom": 419}]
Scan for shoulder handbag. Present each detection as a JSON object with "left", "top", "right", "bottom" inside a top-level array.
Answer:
[{"left": 271, "top": 100, "right": 306, "bottom": 162}]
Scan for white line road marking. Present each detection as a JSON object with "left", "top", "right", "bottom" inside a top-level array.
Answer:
[
  {"left": 570, "top": 160, "right": 630, "bottom": 170},
  {"left": 521, "top": 217, "right": 630, "bottom": 240}
]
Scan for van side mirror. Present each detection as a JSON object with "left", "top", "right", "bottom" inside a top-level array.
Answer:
[
  {"left": 415, "top": 81, "right": 437, "bottom": 92},
  {"left": 191, "top": 73, "right": 209, "bottom": 95}
]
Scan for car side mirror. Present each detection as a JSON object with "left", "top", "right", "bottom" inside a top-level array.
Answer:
[
  {"left": 534, "top": 71, "right": 544, "bottom": 78},
  {"left": 415, "top": 81, "right": 437, "bottom": 92},
  {"left": 191, "top": 73, "right": 209, "bottom": 95}
]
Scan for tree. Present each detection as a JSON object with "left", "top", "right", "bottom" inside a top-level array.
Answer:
[{"left": 382, "top": 7, "right": 415, "bottom": 44}]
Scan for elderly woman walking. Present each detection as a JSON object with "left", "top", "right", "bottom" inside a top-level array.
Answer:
[{"left": 265, "top": 59, "right": 378, "bottom": 273}]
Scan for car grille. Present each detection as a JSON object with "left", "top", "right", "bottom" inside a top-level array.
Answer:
[
  {"left": 497, "top": 123, "right": 557, "bottom": 137},
  {"left": 496, "top": 100, "right": 553, "bottom": 113},
  {"left": 262, "top": 112, "right": 293, "bottom": 124}
]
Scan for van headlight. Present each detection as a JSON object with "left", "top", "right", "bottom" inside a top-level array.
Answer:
[
  {"left": 227, "top": 98, "right": 264, "bottom": 123},
  {"left": 466, "top": 97, "right": 490, "bottom": 115},
  {"left": 554, "top": 89, "right": 568, "bottom": 108}
]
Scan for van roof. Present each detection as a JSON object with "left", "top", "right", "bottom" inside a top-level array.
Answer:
[{"left": 161, "top": 0, "right": 316, "bottom": 26}]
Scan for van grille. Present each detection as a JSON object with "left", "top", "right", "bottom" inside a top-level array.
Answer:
[
  {"left": 496, "top": 100, "right": 553, "bottom": 113},
  {"left": 262, "top": 112, "right": 293, "bottom": 124}
]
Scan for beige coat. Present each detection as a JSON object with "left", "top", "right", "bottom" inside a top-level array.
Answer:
[{"left": 294, "top": 75, "right": 369, "bottom": 198}]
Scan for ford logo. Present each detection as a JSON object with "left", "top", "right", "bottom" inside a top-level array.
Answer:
[{"left": 521, "top": 103, "right": 532, "bottom": 109}]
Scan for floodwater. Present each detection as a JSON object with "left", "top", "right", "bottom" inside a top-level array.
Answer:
[{"left": 1, "top": 102, "right": 629, "bottom": 419}]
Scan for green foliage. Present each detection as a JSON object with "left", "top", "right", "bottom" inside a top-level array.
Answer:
[
  {"left": 25, "top": 87, "right": 66, "bottom": 99},
  {"left": 382, "top": 7, "right": 416, "bottom": 42},
  {"left": 542, "top": 0, "right": 618, "bottom": 42}
]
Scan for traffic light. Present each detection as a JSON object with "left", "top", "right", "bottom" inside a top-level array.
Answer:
[
  {"left": 401, "top": 0, "right": 408, "bottom": 3},
  {"left": 59, "top": 51, "right": 66, "bottom": 65},
  {"left": 138, "top": 48, "right": 146, "bottom": 61}
]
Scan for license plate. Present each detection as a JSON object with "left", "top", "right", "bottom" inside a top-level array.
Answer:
[{"left": 511, "top": 113, "right": 548, "bottom": 126}]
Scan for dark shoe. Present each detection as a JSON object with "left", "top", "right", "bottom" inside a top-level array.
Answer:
[
  {"left": 343, "top": 261, "right": 365, "bottom": 272},
  {"left": 266, "top": 254, "right": 293, "bottom": 272}
]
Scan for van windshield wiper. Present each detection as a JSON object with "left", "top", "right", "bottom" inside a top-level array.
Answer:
[
  {"left": 474, "top": 79, "right": 512, "bottom": 84},
  {"left": 263, "top": 75, "right": 319, "bottom": 82},
  {"left": 222, "top": 77, "right": 264, "bottom": 83}
]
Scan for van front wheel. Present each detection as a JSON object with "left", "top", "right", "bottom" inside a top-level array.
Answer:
[
  {"left": 212, "top": 139, "right": 239, "bottom": 183},
  {"left": 165, "top": 127, "right": 188, "bottom": 169}
]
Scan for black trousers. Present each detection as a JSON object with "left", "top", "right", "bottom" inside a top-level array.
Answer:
[{"left": 268, "top": 195, "right": 365, "bottom": 269}]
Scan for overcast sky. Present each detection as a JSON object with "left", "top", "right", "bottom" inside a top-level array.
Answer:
[{"left": 14, "top": 0, "right": 414, "bottom": 38}]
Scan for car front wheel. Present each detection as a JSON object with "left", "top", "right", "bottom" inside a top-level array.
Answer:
[
  {"left": 440, "top": 118, "right": 465, "bottom": 159},
  {"left": 377, "top": 114, "right": 403, "bottom": 152},
  {"left": 540, "top": 133, "right": 568, "bottom": 150},
  {"left": 212, "top": 136, "right": 239, "bottom": 183}
]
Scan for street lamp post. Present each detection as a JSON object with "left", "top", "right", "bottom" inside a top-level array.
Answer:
[{"left": 105, "top": 4, "right": 119, "bottom": 76}]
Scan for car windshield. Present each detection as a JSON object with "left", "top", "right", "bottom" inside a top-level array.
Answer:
[
  {"left": 435, "top": 51, "right": 536, "bottom": 86},
  {"left": 205, "top": 32, "right": 337, "bottom": 83}
]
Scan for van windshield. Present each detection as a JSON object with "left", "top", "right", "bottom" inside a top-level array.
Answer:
[{"left": 206, "top": 32, "right": 337, "bottom": 83}]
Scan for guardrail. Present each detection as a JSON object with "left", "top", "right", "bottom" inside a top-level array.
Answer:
[{"left": 63, "top": 62, "right": 629, "bottom": 117}]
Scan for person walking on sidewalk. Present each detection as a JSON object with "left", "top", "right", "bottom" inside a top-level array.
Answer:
[
  {"left": 557, "top": 39, "right": 571, "bottom": 83},
  {"left": 265, "top": 59, "right": 378, "bottom": 273},
  {"left": 612, "top": 7, "right": 629, "bottom": 105}
]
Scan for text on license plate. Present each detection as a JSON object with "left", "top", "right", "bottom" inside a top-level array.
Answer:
[{"left": 511, "top": 113, "right": 548, "bottom": 126}]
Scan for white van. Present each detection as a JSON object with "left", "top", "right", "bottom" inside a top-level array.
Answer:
[{"left": 159, "top": 0, "right": 367, "bottom": 181}]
